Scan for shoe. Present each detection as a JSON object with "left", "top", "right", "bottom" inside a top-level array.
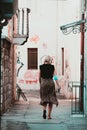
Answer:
[
  {"left": 43, "top": 110, "right": 46, "bottom": 119},
  {"left": 48, "top": 117, "right": 52, "bottom": 119},
  {"left": 48, "top": 114, "right": 52, "bottom": 119}
]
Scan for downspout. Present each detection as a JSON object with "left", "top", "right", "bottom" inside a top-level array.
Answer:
[
  {"left": 80, "top": 13, "right": 84, "bottom": 112},
  {"left": 80, "top": 0, "right": 86, "bottom": 112}
]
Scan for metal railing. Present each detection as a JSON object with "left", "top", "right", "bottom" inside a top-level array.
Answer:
[{"left": 68, "top": 81, "right": 86, "bottom": 115}]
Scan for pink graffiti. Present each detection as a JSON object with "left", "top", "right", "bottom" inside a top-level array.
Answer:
[
  {"left": 42, "top": 43, "right": 47, "bottom": 49},
  {"left": 18, "top": 79, "right": 38, "bottom": 84},
  {"left": 29, "top": 35, "right": 40, "bottom": 43},
  {"left": 25, "top": 79, "right": 38, "bottom": 84},
  {"left": 24, "top": 71, "right": 33, "bottom": 78},
  {"left": 24, "top": 70, "right": 39, "bottom": 84},
  {"left": 19, "top": 80, "right": 24, "bottom": 84}
]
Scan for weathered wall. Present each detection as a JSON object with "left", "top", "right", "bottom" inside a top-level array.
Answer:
[
  {"left": 1, "top": 37, "right": 15, "bottom": 114},
  {"left": 16, "top": 0, "right": 81, "bottom": 99}
]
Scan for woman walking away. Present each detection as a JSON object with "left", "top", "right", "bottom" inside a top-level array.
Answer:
[{"left": 39, "top": 56, "right": 60, "bottom": 119}]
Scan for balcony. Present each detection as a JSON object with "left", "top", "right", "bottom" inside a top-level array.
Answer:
[
  {"left": 12, "top": 8, "right": 30, "bottom": 45},
  {"left": 0, "top": 0, "right": 30, "bottom": 45}
]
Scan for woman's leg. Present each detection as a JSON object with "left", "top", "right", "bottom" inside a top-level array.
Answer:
[
  {"left": 43, "top": 103, "right": 47, "bottom": 119},
  {"left": 48, "top": 103, "right": 53, "bottom": 119}
]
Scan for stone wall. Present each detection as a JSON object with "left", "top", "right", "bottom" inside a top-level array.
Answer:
[{"left": 0, "top": 37, "right": 15, "bottom": 115}]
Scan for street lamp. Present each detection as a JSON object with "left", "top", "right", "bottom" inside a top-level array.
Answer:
[{"left": 60, "top": 19, "right": 86, "bottom": 35}]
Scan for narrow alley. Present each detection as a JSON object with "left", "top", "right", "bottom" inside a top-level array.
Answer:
[
  {"left": 1, "top": 0, "right": 87, "bottom": 130},
  {"left": 1, "top": 92, "right": 87, "bottom": 130}
]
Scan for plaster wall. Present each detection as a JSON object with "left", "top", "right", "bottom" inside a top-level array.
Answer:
[{"left": 17, "top": 0, "right": 81, "bottom": 98}]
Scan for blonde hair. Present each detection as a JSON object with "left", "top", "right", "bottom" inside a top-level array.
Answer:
[{"left": 44, "top": 56, "right": 52, "bottom": 64}]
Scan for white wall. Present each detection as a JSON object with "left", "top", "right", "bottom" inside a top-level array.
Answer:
[
  {"left": 57, "top": 0, "right": 81, "bottom": 80},
  {"left": 17, "top": 0, "right": 81, "bottom": 96}
]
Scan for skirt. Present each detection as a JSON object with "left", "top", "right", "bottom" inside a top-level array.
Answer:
[{"left": 40, "top": 78, "right": 58, "bottom": 106}]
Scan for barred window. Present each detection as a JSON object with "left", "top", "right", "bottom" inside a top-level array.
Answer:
[{"left": 27, "top": 48, "right": 38, "bottom": 69}]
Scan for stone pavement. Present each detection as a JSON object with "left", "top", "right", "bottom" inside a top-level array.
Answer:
[{"left": 1, "top": 96, "right": 87, "bottom": 130}]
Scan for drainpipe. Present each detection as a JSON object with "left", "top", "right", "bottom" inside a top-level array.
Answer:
[
  {"left": 80, "top": 0, "right": 86, "bottom": 111},
  {"left": 80, "top": 12, "right": 84, "bottom": 111},
  {"left": 80, "top": 0, "right": 87, "bottom": 112}
]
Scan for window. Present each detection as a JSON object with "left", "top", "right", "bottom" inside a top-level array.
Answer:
[
  {"left": 62, "top": 48, "right": 64, "bottom": 75},
  {"left": 28, "top": 48, "right": 38, "bottom": 69}
]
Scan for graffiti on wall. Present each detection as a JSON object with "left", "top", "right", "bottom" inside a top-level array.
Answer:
[
  {"left": 42, "top": 42, "right": 47, "bottom": 49},
  {"left": 59, "top": 59, "right": 72, "bottom": 98},
  {"left": 16, "top": 50, "right": 39, "bottom": 85},
  {"left": 29, "top": 34, "right": 40, "bottom": 43},
  {"left": 18, "top": 70, "right": 39, "bottom": 84},
  {"left": 17, "top": 51, "right": 24, "bottom": 77}
]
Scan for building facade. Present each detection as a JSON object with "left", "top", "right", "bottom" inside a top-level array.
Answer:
[
  {"left": 17, "top": 0, "right": 81, "bottom": 99},
  {"left": 0, "top": 0, "right": 30, "bottom": 115},
  {"left": 1, "top": 0, "right": 87, "bottom": 116}
]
